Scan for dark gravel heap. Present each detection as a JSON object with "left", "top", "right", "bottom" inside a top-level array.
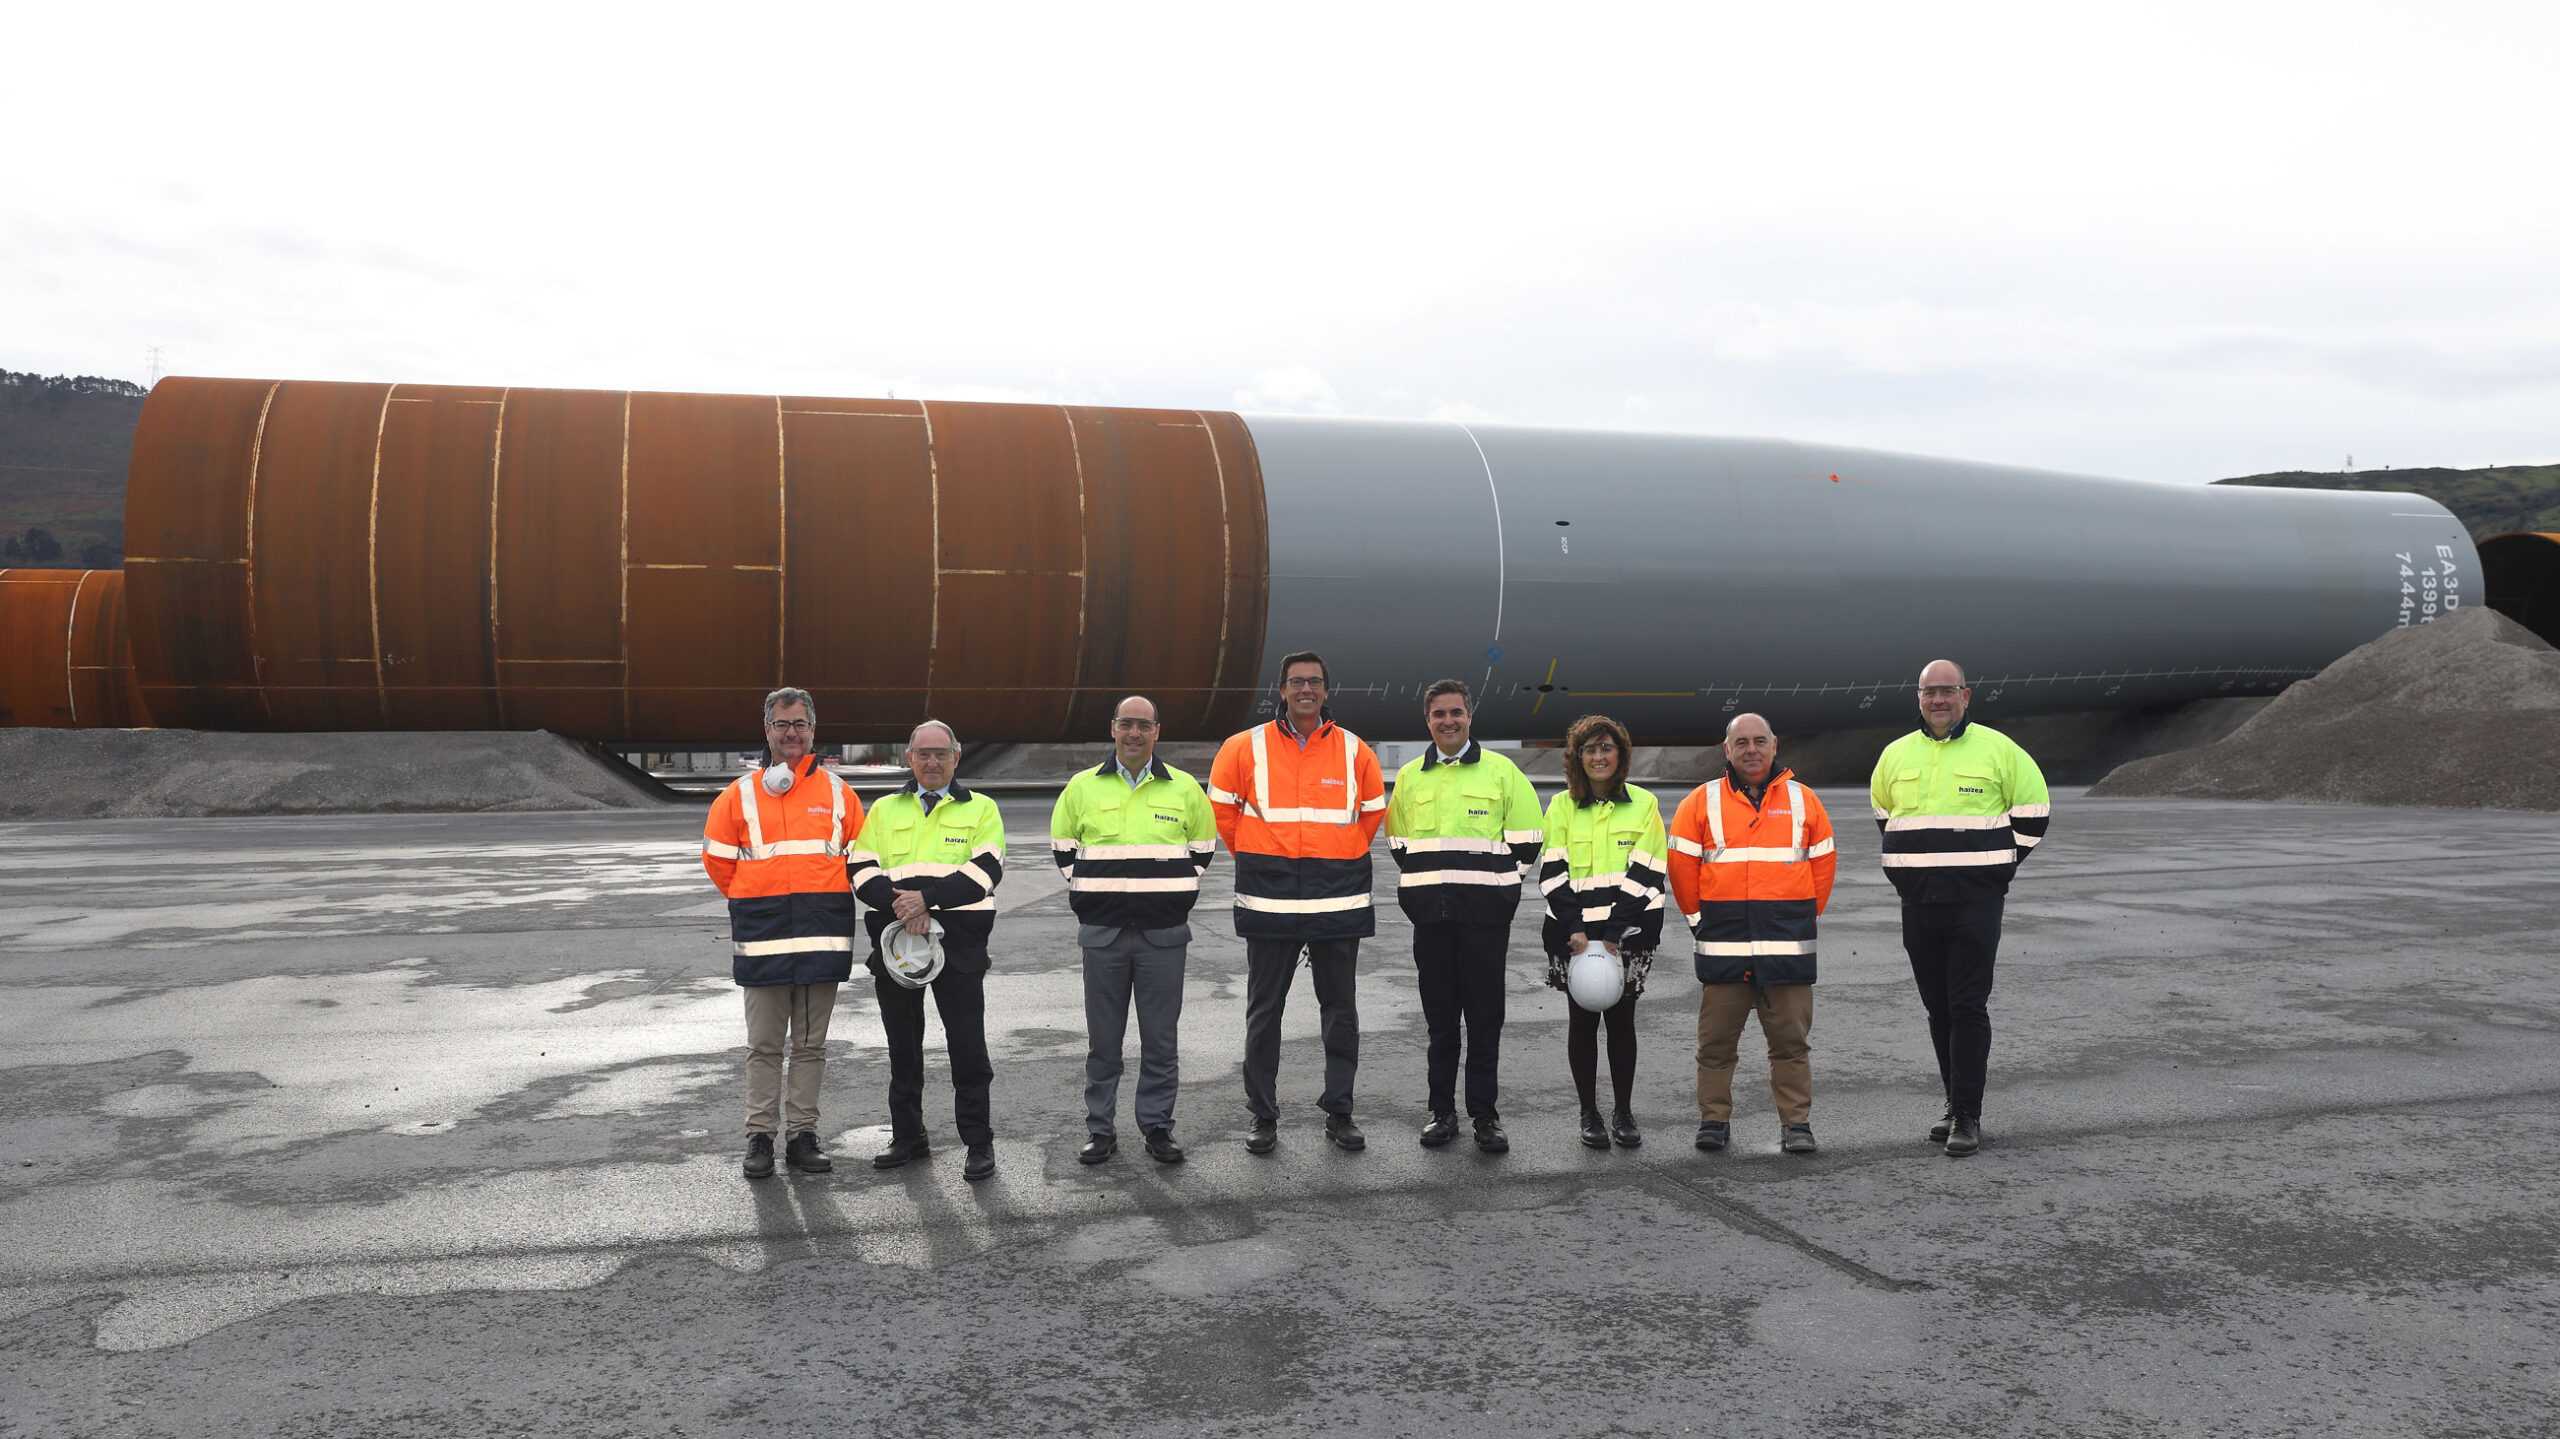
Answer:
[
  {"left": 2091, "top": 607, "right": 2560, "bottom": 809},
  {"left": 0, "top": 729, "right": 670, "bottom": 820}
]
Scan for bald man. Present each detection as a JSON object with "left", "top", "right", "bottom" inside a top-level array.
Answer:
[
  {"left": 850, "top": 720, "right": 1008, "bottom": 1181},
  {"left": 1869, "top": 661, "right": 2051, "bottom": 1158},
  {"left": 1667, "top": 714, "right": 1837, "bottom": 1155}
]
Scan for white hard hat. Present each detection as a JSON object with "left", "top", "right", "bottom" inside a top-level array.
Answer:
[
  {"left": 761, "top": 763, "right": 795, "bottom": 796},
  {"left": 882, "top": 925, "right": 944, "bottom": 989},
  {"left": 1566, "top": 943, "right": 1624, "bottom": 1013}
]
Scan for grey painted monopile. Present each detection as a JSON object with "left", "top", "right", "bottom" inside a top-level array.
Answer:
[{"left": 1245, "top": 416, "right": 2474, "bottom": 742}]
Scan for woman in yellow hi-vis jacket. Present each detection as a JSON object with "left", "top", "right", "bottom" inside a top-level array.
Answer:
[{"left": 1537, "top": 714, "right": 1669, "bottom": 1151}]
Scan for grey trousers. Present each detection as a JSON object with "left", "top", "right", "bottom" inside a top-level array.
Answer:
[
  {"left": 1081, "top": 926, "right": 1188, "bottom": 1136},
  {"left": 742, "top": 981, "right": 838, "bottom": 1136},
  {"left": 1243, "top": 937, "right": 1360, "bottom": 1121}
]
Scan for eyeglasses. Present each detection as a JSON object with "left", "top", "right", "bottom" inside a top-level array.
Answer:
[
  {"left": 766, "top": 719, "right": 814, "bottom": 732},
  {"left": 1281, "top": 676, "right": 1326, "bottom": 690},
  {"left": 1112, "top": 718, "right": 1158, "bottom": 731},
  {"left": 908, "top": 747, "right": 955, "bottom": 761},
  {"left": 1917, "top": 686, "right": 1966, "bottom": 699}
]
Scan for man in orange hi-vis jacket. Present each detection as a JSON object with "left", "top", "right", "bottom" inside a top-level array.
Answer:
[
  {"left": 701, "top": 686, "right": 865, "bottom": 1181},
  {"left": 1209, "top": 650, "right": 1388, "bottom": 1156},
  {"left": 1667, "top": 712, "right": 1837, "bottom": 1157}
]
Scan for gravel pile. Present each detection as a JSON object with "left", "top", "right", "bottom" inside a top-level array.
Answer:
[
  {"left": 2091, "top": 607, "right": 2560, "bottom": 809},
  {"left": 0, "top": 729, "right": 672, "bottom": 820}
]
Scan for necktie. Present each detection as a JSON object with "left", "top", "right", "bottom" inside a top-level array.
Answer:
[{"left": 920, "top": 792, "right": 940, "bottom": 814}]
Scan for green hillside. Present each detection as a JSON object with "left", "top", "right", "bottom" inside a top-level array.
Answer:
[
  {"left": 0, "top": 370, "right": 144, "bottom": 567},
  {"left": 2215, "top": 463, "right": 2560, "bottom": 541}
]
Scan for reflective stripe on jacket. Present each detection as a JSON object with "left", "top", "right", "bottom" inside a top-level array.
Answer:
[
  {"left": 1869, "top": 720, "right": 2052, "bottom": 903},
  {"left": 849, "top": 782, "right": 1006, "bottom": 973},
  {"left": 1208, "top": 719, "right": 1388, "bottom": 940},
  {"left": 701, "top": 756, "right": 865, "bottom": 985},
  {"left": 1668, "top": 770, "right": 1837, "bottom": 985},
  {"left": 1049, "top": 759, "right": 1217, "bottom": 930},
  {"left": 1535, "top": 783, "right": 1668, "bottom": 957},
  {"left": 1384, "top": 741, "right": 1544, "bottom": 926}
]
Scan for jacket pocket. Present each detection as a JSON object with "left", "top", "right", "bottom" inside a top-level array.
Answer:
[{"left": 1889, "top": 768, "right": 1923, "bottom": 810}]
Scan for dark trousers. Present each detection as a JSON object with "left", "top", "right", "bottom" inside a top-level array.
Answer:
[
  {"left": 1243, "top": 937, "right": 1360, "bottom": 1121},
  {"left": 1082, "top": 930, "right": 1187, "bottom": 1137},
  {"left": 874, "top": 966, "right": 993, "bottom": 1146},
  {"left": 1901, "top": 899, "right": 2003, "bottom": 1122},
  {"left": 1413, "top": 922, "right": 1509, "bottom": 1118},
  {"left": 1568, "top": 992, "right": 1640, "bottom": 1113}
]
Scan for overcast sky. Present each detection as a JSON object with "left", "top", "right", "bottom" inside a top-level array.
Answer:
[{"left": 11, "top": 1, "right": 2556, "bottom": 482}]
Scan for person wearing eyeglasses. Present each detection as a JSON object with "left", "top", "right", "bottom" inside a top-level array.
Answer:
[
  {"left": 1537, "top": 714, "right": 1668, "bottom": 1150},
  {"left": 850, "top": 719, "right": 1007, "bottom": 1181},
  {"left": 700, "top": 687, "right": 864, "bottom": 1180},
  {"left": 1870, "top": 660, "right": 2052, "bottom": 1157},
  {"left": 1208, "top": 651, "right": 1388, "bottom": 1155},
  {"left": 1050, "top": 695, "right": 1218, "bottom": 1165}
]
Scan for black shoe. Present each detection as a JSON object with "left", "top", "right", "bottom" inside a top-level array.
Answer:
[
  {"left": 1244, "top": 1118, "right": 1278, "bottom": 1155},
  {"left": 1695, "top": 1120, "right": 1730, "bottom": 1152},
  {"left": 1419, "top": 1112, "right": 1460, "bottom": 1148},
  {"left": 784, "top": 1130, "right": 832, "bottom": 1173},
  {"left": 1611, "top": 1109, "right": 1643, "bottom": 1149},
  {"left": 1944, "top": 1117, "right": 1981, "bottom": 1158},
  {"left": 1579, "top": 1108, "right": 1610, "bottom": 1150},
  {"left": 742, "top": 1132, "right": 775, "bottom": 1179},
  {"left": 1928, "top": 1103, "right": 1955, "bottom": 1144},
  {"left": 1472, "top": 1117, "right": 1509, "bottom": 1154},
  {"left": 872, "top": 1135, "right": 930, "bottom": 1170},
  {"left": 1077, "top": 1133, "right": 1116, "bottom": 1165},
  {"left": 1325, "top": 1113, "right": 1366, "bottom": 1152},
  {"left": 963, "top": 1143, "right": 997, "bottom": 1181},
  {"left": 1143, "top": 1126, "right": 1185, "bottom": 1164},
  {"left": 1781, "top": 1123, "right": 1818, "bottom": 1155}
]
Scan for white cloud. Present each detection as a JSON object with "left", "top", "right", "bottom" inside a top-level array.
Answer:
[
  {"left": 7, "top": 1, "right": 2558, "bottom": 480},
  {"left": 1233, "top": 366, "right": 1344, "bottom": 415}
]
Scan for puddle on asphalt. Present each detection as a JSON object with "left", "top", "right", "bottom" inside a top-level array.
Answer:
[
  {"left": 86, "top": 1252, "right": 630, "bottom": 1352},
  {"left": 1128, "top": 1238, "right": 1301, "bottom": 1297},
  {"left": 1, "top": 966, "right": 740, "bottom": 1152}
]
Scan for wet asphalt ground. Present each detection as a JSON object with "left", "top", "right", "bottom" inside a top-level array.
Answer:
[{"left": 2, "top": 788, "right": 2557, "bottom": 1438}]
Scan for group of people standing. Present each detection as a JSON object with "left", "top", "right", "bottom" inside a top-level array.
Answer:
[{"left": 700, "top": 652, "right": 2049, "bottom": 1181}]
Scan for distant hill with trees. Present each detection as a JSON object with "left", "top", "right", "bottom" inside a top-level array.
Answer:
[
  {"left": 2215, "top": 462, "right": 2560, "bottom": 541},
  {"left": 0, "top": 369, "right": 145, "bottom": 568}
]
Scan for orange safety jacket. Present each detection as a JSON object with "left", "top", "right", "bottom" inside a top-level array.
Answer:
[
  {"left": 701, "top": 755, "right": 866, "bottom": 986},
  {"left": 1667, "top": 768, "right": 1837, "bottom": 986},
  {"left": 1208, "top": 717, "right": 1388, "bottom": 940}
]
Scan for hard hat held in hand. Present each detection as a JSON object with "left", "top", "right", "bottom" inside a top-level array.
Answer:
[
  {"left": 761, "top": 763, "right": 795, "bottom": 796},
  {"left": 883, "top": 925, "right": 944, "bottom": 989},
  {"left": 1566, "top": 943, "right": 1624, "bottom": 1013}
]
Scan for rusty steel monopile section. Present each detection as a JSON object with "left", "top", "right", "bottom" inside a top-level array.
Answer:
[
  {"left": 0, "top": 568, "right": 142, "bottom": 728},
  {"left": 119, "top": 378, "right": 1272, "bottom": 745}
]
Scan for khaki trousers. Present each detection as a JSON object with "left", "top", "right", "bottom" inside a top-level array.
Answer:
[
  {"left": 743, "top": 982, "right": 838, "bottom": 1136},
  {"left": 1694, "top": 983, "right": 1813, "bottom": 1125}
]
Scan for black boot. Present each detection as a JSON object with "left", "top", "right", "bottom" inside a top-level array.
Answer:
[
  {"left": 784, "top": 1130, "right": 832, "bottom": 1173},
  {"left": 1579, "top": 1108, "right": 1610, "bottom": 1150}
]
